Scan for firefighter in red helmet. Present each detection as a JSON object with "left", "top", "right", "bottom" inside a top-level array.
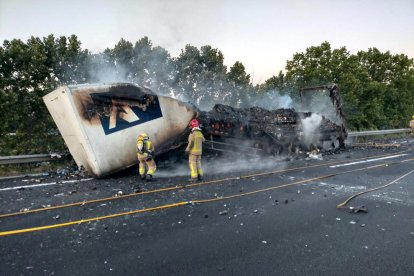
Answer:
[
  {"left": 136, "top": 133, "right": 156, "bottom": 181},
  {"left": 185, "top": 119, "right": 205, "bottom": 182}
]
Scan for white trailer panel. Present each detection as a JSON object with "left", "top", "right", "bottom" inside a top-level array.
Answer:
[{"left": 43, "top": 83, "right": 196, "bottom": 177}]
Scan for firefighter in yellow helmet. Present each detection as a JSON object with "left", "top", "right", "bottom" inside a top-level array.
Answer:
[
  {"left": 136, "top": 133, "right": 156, "bottom": 181},
  {"left": 410, "top": 115, "right": 414, "bottom": 135},
  {"left": 185, "top": 119, "right": 205, "bottom": 182}
]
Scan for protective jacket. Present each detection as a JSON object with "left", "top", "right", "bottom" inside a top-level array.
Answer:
[
  {"left": 137, "top": 138, "right": 154, "bottom": 160},
  {"left": 137, "top": 136, "right": 156, "bottom": 178},
  {"left": 185, "top": 128, "right": 205, "bottom": 155}
]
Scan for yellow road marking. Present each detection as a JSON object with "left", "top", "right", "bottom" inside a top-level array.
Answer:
[
  {"left": 0, "top": 149, "right": 410, "bottom": 219},
  {"left": 0, "top": 162, "right": 397, "bottom": 237}
]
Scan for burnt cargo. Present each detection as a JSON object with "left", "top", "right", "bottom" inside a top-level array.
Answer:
[{"left": 198, "top": 105, "right": 346, "bottom": 155}]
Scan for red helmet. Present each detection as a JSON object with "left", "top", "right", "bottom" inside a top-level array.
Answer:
[{"left": 189, "top": 119, "right": 199, "bottom": 128}]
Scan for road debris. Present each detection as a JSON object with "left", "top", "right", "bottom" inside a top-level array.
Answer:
[{"left": 348, "top": 206, "right": 368, "bottom": 214}]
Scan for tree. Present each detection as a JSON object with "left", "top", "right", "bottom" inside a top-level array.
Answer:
[
  {"left": 225, "top": 61, "right": 251, "bottom": 107},
  {"left": 284, "top": 41, "right": 414, "bottom": 130},
  {"left": 173, "top": 44, "right": 230, "bottom": 109},
  {"left": 0, "top": 35, "right": 89, "bottom": 154}
]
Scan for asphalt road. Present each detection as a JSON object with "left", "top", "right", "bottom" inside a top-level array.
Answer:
[{"left": 1, "top": 139, "right": 414, "bottom": 275}]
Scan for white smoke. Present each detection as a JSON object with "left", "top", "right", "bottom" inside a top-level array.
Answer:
[
  {"left": 300, "top": 113, "right": 322, "bottom": 148},
  {"left": 88, "top": 53, "right": 129, "bottom": 83},
  {"left": 156, "top": 154, "right": 287, "bottom": 178},
  {"left": 253, "top": 90, "right": 293, "bottom": 110},
  {"left": 299, "top": 91, "right": 342, "bottom": 125}
]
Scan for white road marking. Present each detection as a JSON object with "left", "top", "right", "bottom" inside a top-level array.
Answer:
[
  {"left": 329, "top": 154, "right": 408, "bottom": 168},
  {"left": 318, "top": 182, "right": 366, "bottom": 193},
  {"left": 0, "top": 178, "right": 94, "bottom": 192}
]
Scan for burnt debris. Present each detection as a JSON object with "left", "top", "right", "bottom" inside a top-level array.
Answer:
[{"left": 198, "top": 84, "right": 347, "bottom": 156}]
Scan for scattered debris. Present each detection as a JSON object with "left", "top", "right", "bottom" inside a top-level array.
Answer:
[
  {"left": 348, "top": 206, "right": 368, "bottom": 214},
  {"left": 199, "top": 86, "right": 346, "bottom": 157},
  {"left": 307, "top": 150, "right": 323, "bottom": 160},
  {"left": 219, "top": 210, "right": 228, "bottom": 216}
]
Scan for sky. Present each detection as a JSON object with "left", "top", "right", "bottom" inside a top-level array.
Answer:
[{"left": 1, "top": 0, "right": 413, "bottom": 84}]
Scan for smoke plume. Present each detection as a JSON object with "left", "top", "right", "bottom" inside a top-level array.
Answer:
[{"left": 300, "top": 113, "right": 322, "bottom": 148}]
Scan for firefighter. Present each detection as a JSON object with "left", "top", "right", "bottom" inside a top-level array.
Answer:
[
  {"left": 185, "top": 119, "right": 205, "bottom": 182},
  {"left": 410, "top": 115, "right": 414, "bottom": 135},
  {"left": 136, "top": 133, "right": 156, "bottom": 181}
]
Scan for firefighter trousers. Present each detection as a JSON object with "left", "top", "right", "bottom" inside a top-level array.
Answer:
[
  {"left": 189, "top": 153, "right": 203, "bottom": 179},
  {"left": 138, "top": 157, "right": 156, "bottom": 177}
]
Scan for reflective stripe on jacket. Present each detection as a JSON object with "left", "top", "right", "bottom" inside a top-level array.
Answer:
[{"left": 186, "top": 129, "right": 205, "bottom": 155}]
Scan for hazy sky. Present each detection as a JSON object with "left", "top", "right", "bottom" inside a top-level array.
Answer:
[{"left": 1, "top": 0, "right": 413, "bottom": 84}]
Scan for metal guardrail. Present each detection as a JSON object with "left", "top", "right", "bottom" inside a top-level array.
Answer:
[
  {"left": 0, "top": 153, "right": 69, "bottom": 165},
  {"left": 347, "top": 128, "right": 411, "bottom": 137},
  {"left": 0, "top": 129, "right": 411, "bottom": 165}
]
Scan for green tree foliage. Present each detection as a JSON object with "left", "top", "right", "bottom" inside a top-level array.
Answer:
[
  {"left": 0, "top": 35, "right": 89, "bottom": 154},
  {"left": 173, "top": 44, "right": 234, "bottom": 109},
  {"left": 226, "top": 61, "right": 252, "bottom": 107},
  {"left": 1, "top": 35, "right": 413, "bottom": 155},
  {"left": 263, "top": 71, "right": 285, "bottom": 91},
  {"left": 90, "top": 37, "right": 174, "bottom": 95},
  {"left": 284, "top": 41, "right": 414, "bottom": 130}
]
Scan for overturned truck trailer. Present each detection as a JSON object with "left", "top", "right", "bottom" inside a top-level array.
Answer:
[
  {"left": 43, "top": 83, "right": 346, "bottom": 177},
  {"left": 43, "top": 83, "right": 197, "bottom": 177}
]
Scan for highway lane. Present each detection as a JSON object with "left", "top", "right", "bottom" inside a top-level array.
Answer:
[{"left": 1, "top": 140, "right": 414, "bottom": 275}]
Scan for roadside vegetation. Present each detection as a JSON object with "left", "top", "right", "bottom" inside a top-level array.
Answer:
[{"left": 1, "top": 35, "right": 413, "bottom": 155}]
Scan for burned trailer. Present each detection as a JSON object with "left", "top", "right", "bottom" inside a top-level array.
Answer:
[
  {"left": 198, "top": 105, "right": 300, "bottom": 155},
  {"left": 299, "top": 84, "right": 347, "bottom": 148},
  {"left": 43, "top": 83, "right": 197, "bottom": 178},
  {"left": 43, "top": 83, "right": 347, "bottom": 177},
  {"left": 198, "top": 85, "right": 347, "bottom": 155},
  {"left": 198, "top": 105, "right": 345, "bottom": 155}
]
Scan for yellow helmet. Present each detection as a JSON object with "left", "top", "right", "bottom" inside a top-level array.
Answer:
[
  {"left": 138, "top": 133, "right": 149, "bottom": 140},
  {"left": 412, "top": 115, "right": 414, "bottom": 119}
]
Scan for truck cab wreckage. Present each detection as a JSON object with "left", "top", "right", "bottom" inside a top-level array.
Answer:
[{"left": 43, "top": 83, "right": 347, "bottom": 177}]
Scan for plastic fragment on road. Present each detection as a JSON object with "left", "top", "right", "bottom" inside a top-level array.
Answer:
[{"left": 348, "top": 205, "right": 368, "bottom": 213}]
